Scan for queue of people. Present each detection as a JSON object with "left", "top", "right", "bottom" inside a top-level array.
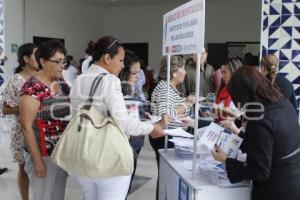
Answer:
[{"left": 0, "top": 36, "right": 300, "bottom": 200}]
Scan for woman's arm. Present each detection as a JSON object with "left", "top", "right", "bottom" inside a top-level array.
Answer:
[
  {"left": 2, "top": 75, "right": 21, "bottom": 115},
  {"left": 2, "top": 102, "right": 19, "bottom": 115},
  {"left": 214, "top": 121, "right": 274, "bottom": 183},
  {"left": 103, "top": 75, "right": 165, "bottom": 137},
  {"left": 175, "top": 95, "right": 194, "bottom": 115},
  {"left": 20, "top": 95, "right": 46, "bottom": 178}
]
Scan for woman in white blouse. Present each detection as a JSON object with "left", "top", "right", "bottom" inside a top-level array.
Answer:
[{"left": 69, "top": 36, "right": 167, "bottom": 200}]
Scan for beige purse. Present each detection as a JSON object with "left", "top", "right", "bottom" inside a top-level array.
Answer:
[{"left": 51, "top": 74, "right": 134, "bottom": 178}]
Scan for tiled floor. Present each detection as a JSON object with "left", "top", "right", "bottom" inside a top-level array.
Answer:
[{"left": 0, "top": 117, "right": 158, "bottom": 200}]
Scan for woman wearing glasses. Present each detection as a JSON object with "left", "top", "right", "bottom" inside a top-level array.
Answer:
[
  {"left": 20, "top": 40, "right": 70, "bottom": 200},
  {"left": 70, "top": 36, "right": 167, "bottom": 200},
  {"left": 2, "top": 43, "right": 38, "bottom": 200}
]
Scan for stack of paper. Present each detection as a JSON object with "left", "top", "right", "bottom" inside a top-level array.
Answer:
[
  {"left": 198, "top": 159, "right": 249, "bottom": 188},
  {"left": 168, "top": 127, "right": 213, "bottom": 159},
  {"left": 164, "top": 128, "right": 193, "bottom": 138},
  {"left": 165, "top": 128, "right": 194, "bottom": 158},
  {"left": 169, "top": 137, "right": 194, "bottom": 148},
  {"left": 169, "top": 137, "right": 195, "bottom": 159}
]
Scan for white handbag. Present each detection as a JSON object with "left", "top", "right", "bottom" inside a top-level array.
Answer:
[{"left": 51, "top": 74, "right": 134, "bottom": 178}]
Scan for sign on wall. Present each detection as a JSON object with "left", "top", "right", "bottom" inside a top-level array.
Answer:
[
  {"left": 162, "top": 0, "right": 205, "bottom": 55},
  {"left": 11, "top": 44, "right": 18, "bottom": 53}
]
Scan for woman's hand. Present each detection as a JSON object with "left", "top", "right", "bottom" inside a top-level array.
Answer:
[
  {"left": 180, "top": 116, "right": 195, "bottom": 128},
  {"left": 150, "top": 115, "right": 173, "bottom": 138},
  {"left": 156, "top": 115, "right": 172, "bottom": 129},
  {"left": 211, "top": 145, "right": 227, "bottom": 163},
  {"left": 33, "top": 158, "right": 47, "bottom": 178},
  {"left": 200, "top": 111, "right": 212, "bottom": 118},
  {"left": 150, "top": 124, "right": 167, "bottom": 138},
  {"left": 219, "top": 120, "right": 240, "bottom": 134},
  {"left": 185, "top": 95, "right": 195, "bottom": 108}
]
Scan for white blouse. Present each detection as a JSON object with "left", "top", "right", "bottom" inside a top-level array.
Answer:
[{"left": 70, "top": 64, "right": 153, "bottom": 136}]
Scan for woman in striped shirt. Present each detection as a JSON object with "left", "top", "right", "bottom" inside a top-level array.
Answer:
[{"left": 150, "top": 55, "right": 194, "bottom": 200}]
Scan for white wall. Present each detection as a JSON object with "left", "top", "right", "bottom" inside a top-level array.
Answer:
[
  {"left": 3, "top": 0, "right": 104, "bottom": 86},
  {"left": 4, "top": 0, "right": 261, "bottom": 81},
  {"left": 101, "top": 0, "right": 261, "bottom": 68},
  {"left": 101, "top": 3, "right": 181, "bottom": 68},
  {"left": 205, "top": 0, "right": 261, "bottom": 43},
  {"left": 4, "top": 0, "right": 25, "bottom": 79},
  {"left": 25, "top": 0, "right": 104, "bottom": 62}
]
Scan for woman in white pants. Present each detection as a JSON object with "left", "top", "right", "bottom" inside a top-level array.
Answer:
[{"left": 70, "top": 36, "right": 167, "bottom": 200}]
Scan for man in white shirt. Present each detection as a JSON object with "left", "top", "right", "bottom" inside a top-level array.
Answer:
[{"left": 81, "top": 56, "right": 92, "bottom": 74}]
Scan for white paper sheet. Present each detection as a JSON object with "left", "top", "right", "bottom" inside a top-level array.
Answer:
[
  {"left": 199, "top": 122, "right": 224, "bottom": 149},
  {"left": 164, "top": 128, "right": 194, "bottom": 138},
  {"left": 169, "top": 137, "right": 194, "bottom": 147}
]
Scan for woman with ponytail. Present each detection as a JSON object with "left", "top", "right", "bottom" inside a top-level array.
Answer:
[
  {"left": 260, "top": 54, "right": 297, "bottom": 111},
  {"left": 70, "top": 36, "right": 167, "bottom": 200},
  {"left": 81, "top": 40, "right": 95, "bottom": 74},
  {"left": 62, "top": 55, "right": 78, "bottom": 87},
  {"left": 1, "top": 43, "right": 38, "bottom": 200}
]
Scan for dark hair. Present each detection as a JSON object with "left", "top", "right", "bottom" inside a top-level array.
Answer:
[
  {"left": 217, "top": 57, "right": 242, "bottom": 97},
  {"left": 243, "top": 52, "right": 259, "bottom": 67},
  {"left": 15, "top": 43, "right": 37, "bottom": 74},
  {"left": 227, "top": 66, "right": 283, "bottom": 107},
  {"left": 119, "top": 49, "right": 140, "bottom": 81},
  {"left": 90, "top": 36, "right": 123, "bottom": 65},
  {"left": 185, "top": 57, "right": 194, "bottom": 66},
  {"left": 64, "top": 55, "right": 73, "bottom": 70},
  {"left": 35, "top": 40, "right": 66, "bottom": 70},
  {"left": 85, "top": 41, "right": 95, "bottom": 55}
]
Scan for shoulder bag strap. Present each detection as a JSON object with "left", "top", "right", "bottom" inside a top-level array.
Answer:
[{"left": 85, "top": 73, "right": 107, "bottom": 109}]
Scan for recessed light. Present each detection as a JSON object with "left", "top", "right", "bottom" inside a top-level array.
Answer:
[{"left": 109, "top": 0, "right": 117, "bottom": 2}]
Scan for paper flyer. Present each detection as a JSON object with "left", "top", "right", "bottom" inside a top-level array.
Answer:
[
  {"left": 199, "top": 122, "right": 243, "bottom": 158},
  {"left": 216, "top": 132, "right": 243, "bottom": 158},
  {"left": 199, "top": 123, "right": 224, "bottom": 149}
]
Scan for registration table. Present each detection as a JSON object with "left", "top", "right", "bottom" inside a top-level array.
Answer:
[{"left": 158, "top": 149, "right": 251, "bottom": 200}]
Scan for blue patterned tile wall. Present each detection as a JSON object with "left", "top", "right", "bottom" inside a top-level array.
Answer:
[
  {"left": 0, "top": 0, "right": 4, "bottom": 90},
  {"left": 261, "top": 0, "right": 300, "bottom": 109}
]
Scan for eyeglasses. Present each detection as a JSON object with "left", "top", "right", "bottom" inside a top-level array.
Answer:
[
  {"left": 48, "top": 59, "right": 66, "bottom": 66},
  {"left": 107, "top": 39, "right": 119, "bottom": 51}
]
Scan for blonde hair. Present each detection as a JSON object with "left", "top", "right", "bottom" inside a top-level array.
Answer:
[
  {"left": 260, "top": 54, "right": 279, "bottom": 84},
  {"left": 222, "top": 58, "right": 243, "bottom": 74},
  {"left": 159, "top": 55, "right": 185, "bottom": 80}
]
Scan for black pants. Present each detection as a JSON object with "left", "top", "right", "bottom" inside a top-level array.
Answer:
[
  {"left": 148, "top": 135, "right": 174, "bottom": 200},
  {"left": 126, "top": 147, "right": 142, "bottom": 198}
]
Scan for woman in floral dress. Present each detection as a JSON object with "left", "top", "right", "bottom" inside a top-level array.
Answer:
[
  {"left": 20, "top": 40, "right": 69, "bottom": 200},
  {"left": 2, "top": 43, "right": 38, "bottom": 200}
]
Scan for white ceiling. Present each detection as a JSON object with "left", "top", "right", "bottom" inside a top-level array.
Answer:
[
  {"left": 80, "top": 0, "right": 190, "bottom": 7},
  {"left": 78, "top": 0, "right": 243, "bottom": 8}
]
